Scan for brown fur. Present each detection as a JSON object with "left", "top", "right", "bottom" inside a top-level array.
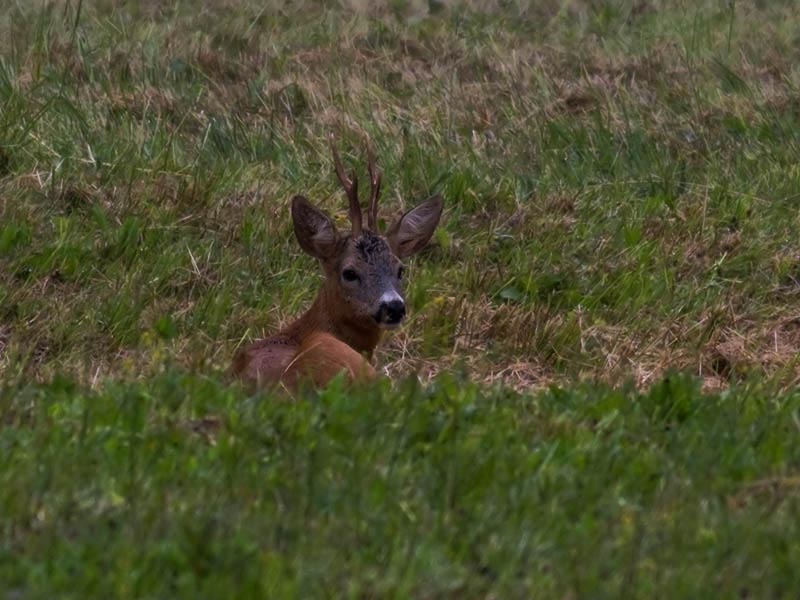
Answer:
[
  {"left": 231, "top": 280, "right": 381, "bottom": 390},
  {"left": 283, "top": 331, "right": 376, "bottom": 388}
]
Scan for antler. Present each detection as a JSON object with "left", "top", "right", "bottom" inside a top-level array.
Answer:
[
  {"left": 329, "top": 133, "right": 362, "bottom": 236},
  {"left": 367, "top": 146, "right": 382, "bottom": 232}
]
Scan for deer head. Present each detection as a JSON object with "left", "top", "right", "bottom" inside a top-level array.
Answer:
[{"left": 291, "top": 136, "right": 443, "bottom": 330}]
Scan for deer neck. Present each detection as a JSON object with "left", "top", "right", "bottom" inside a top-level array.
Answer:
[{"left": 283, "top": 283, "right": 382, "bottom": 356}]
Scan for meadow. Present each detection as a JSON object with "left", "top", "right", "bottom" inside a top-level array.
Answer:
[{"left": 1, "top": 0, "right": 800, "bottom": 596}]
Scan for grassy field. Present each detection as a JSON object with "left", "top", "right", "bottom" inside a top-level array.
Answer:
[{"left": 1, "top": 0, "right": 800, "bottom": 596}]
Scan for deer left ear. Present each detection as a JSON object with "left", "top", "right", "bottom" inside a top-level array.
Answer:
[{"left": 386, "top": 194, "right": 443, "bottom": 259}]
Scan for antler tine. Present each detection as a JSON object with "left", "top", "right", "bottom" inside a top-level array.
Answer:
[
  {"left": 367, "top": 146, "right": 382, "bottom": 232},
  {"left": 329, "top": 133, "right": 362, "bottom": 236}
]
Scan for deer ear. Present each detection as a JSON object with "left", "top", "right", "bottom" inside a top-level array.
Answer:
[
  {"left": 291, "top": 195, "right": 339, "bottom": 260},
  {"left": 386, "top": 194, "right": 443, "bottom": 259}
]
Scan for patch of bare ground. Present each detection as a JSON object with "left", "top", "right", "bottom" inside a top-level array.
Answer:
[
  {"left": 727, "top": 476, "right": 800, "bottom": 511},
  {"left": 184, "top": 415, "right": 222, "bottom": 444},
  {"left": 0, "top": 326, "right": 8, "bottom": 366},
  {"left": 106, "top": 87, "right": 182, "bottom": 123},
  {"left": 377, "top": 296, "right": 565, "bottom": 389},
  {"left": 626, "top": 312, "right": 800, "bottom": 393},
  {"left": 534, "top": 43, "right": 691, "bottom": 117},
  {"left": 195, "top": 43, "right": 263, "bottom": 83},
  {"left": 376, "top": 291, "right": 800, "bottom": 392},
  {"left": 379, "top": 339, "right": 553, "bottom": 392}
]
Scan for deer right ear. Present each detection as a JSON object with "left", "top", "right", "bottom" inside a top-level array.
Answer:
[{"left": 291, "top": 195, "right": 339, "bottom": 260}]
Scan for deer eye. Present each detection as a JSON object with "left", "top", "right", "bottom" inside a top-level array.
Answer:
[
  {"left": 342, "top": 268, "right": 360, "bottom": 282},
  {"left": 397, "top": 266, "right": 405, "bottom": 280}
]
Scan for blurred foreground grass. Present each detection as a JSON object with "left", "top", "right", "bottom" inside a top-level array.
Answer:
[{"left": 2, "top": 373, "right": 799, "bottom": 597}]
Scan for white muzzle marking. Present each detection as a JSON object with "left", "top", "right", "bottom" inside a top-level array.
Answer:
[{"left": 380, "top": 290, "right": 404, "bottom": 306}]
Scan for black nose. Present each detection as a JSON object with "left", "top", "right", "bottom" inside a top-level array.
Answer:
[{"left": 381, "top": 300, "right": 406, "bottom": 324}]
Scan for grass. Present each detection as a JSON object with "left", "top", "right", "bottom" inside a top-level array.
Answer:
[
  {"left": 1, "top": 0, "right": 800, "bottom": 596},
  {"left": 3, "top": 373, "right": 800, "bottom": 597}
]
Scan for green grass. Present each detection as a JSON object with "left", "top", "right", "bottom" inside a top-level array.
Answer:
[
  {"left": 2, "top": 373, "right": 800, "bottom": 597},
  {"left": 2, "top": 0, "right": 800, "bottom": 596}
]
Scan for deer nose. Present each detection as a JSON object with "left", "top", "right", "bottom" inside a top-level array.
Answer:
[{"left": 380, "top": 299, "right": 406, "bottom": 325}]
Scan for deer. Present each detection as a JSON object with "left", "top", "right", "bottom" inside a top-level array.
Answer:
[{"left": 231, "top": 137, "right": 444, "bottom": 390}]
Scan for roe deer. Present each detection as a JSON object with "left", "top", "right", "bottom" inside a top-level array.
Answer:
[{"left": 232, "top": 137, "right": 443, "bottom": 390}]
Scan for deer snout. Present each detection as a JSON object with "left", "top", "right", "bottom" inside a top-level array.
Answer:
[
  {"left": 375, "top": 292, "right": 406, "bottom": 328},
  {"left": 383, "top": 299, "right": 406, "bottom": 323}
]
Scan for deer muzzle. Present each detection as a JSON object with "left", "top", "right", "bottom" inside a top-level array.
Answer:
[{"left": 374, "top": 292, "right": 406, "bottom": 328}]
